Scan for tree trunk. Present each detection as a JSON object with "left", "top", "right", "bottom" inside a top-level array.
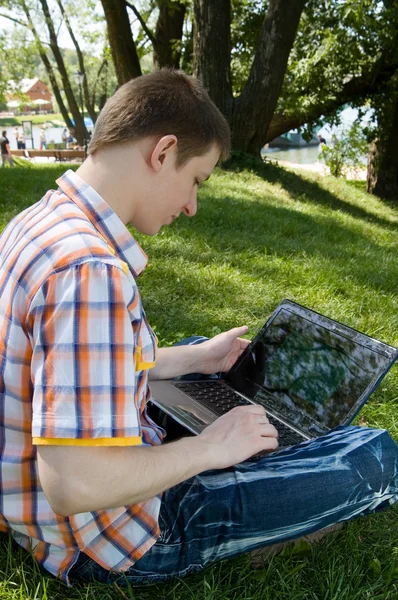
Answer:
[
  {"left": 367, "top": 99, "right": 398, "bottom": 202},
  {"left": 153, "top": 0, "right": 186, "bottom": 69},
  {"left": 193, "top": 0, "right": 233, "bottom": 120},
  {"left": 230, "top": 0, "right": 306, "bottom": 155},
  {"left": 56, "top": 0, "right": 97, "bottom": 123},
  {"left": 91, "top": 59, "right": 108, "bottom": 111},
  {"left": 20, "top": 1, "right": 74, "bottom": 132},
  {"left": 366, "top": 141, "right": 379, "bottom": 195},
  {"left": 39, "top": 0, "right": 87, "bottom": 145},
  {"left": 101, "top": 0, "right": 141, "bottom": 86}
]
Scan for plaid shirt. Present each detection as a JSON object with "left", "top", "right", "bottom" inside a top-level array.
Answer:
[{"left": 0, "top": 170, "right": 164, "bottom": 583}]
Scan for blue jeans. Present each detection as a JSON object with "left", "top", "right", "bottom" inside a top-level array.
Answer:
[{"left": 70, "top": 337, "right": 398, "bottom": 585}]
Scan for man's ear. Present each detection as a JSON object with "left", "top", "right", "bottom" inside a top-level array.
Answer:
[{"left": 150, "top": 135, "right": 178, "bottom": 172}]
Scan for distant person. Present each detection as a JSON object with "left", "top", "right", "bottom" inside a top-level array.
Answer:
[
  {"left": 15, "top": 127, "right": 26, "bottom": 150},
  {"left": 39, "top": 127, "right": 47, "bottom": 150},
  {"left": 317, "top": 134, "right": 327, "bottom": 164},
  {"left": 14, "top": 126, "right": 21, "bottom": 149},
  {"left": 19, "top": 128, "right": 26, "bottom": 150},
  {"left": 66, "top": 128, "right": 74, "bottom": 149},
  {"left": 1, "top": 130, "right": 14, "bottom": 167},
  {"left": 62, "top": 128, "right": 68, "bottom": 147}
]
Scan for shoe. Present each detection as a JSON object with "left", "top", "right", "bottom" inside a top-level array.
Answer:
[{"left": 250, "top": 522, "right": 344, "bottom": 568}]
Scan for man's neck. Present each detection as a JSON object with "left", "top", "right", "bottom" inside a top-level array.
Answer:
[{"left": 76, "top": 145, "right": 146, "bottom": 225}]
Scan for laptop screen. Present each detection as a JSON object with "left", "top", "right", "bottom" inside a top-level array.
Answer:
[{"left": 226, "top": 306, "right": 395, "bottom": 436}]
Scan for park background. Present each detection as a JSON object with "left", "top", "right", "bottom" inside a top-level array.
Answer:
[{"left": 1, "top": 1, "right": 398, "bottom": 599}]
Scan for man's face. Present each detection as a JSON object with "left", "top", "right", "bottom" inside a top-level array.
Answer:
[{"left": 131, "top": 144, "right": 221, "bottom": 235}]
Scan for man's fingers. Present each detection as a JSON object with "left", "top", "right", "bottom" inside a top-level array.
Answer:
[
  {"left": 256, "top": 416, "right": 269, "bottom": 425},
  {"left": 260, "top": 435, "right": 279, "bottom": 451},
  {"left": 259, "top": 424, "right": 278, "bottom": 438},
  {"left": 231, "top": 404, "right": 267, "bottom": 416},
  {"left": 227, "top": 407, "right": 278, "bottom": 438},
  {"left": 227, "top": 325, "right": 249, "bottom": 338},
  {"left": 237, "top": 337, "right": 251, "bottom": 348}
]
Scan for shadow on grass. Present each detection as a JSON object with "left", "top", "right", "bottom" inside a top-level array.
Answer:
[
  {"left": 168, "top": 189, "right": 397, "bottom": 299},
  {"left": 222, "top": 154, "right": 396, "bottom": 231}
]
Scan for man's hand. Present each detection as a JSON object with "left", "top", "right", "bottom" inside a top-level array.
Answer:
[
  {"left": 149, "top": 326, "right": 250, "bottom": 380},
  {"left": 195, "top": 326, "right": 251, "bottom": 374},
  {"left": 197, "top": 404, "right": 279, "bottom": 468}
]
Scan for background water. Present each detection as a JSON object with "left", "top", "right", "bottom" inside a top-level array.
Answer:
[{"left": 262, "top": 145, "right": 321, "bottom": 164}]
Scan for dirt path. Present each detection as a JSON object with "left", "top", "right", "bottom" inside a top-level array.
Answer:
[{"left": 271, "top": 159, "right": 367, "bottom": 180}]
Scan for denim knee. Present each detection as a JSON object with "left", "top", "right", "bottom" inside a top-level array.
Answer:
[{"left": 345, "top": 427, "right": 398, "bottom": 494}]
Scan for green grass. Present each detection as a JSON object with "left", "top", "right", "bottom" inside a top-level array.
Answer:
[
  {"left": 0, "top": 112, "right": 65, "bottom": 127},
  {"left": 1, "top": 159, "right": 398, "bottom": 599}
]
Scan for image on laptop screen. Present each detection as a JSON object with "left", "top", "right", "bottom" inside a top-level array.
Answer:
[{"left": 226, "top": 308, "right": 392, "bottom": 436}]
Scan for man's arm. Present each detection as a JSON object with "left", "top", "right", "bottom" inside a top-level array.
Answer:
[
  {"left": 37, "top": 404, "right": 278, "bottom": 516},
  {"left": 6, "top": 142, "right": 11, "bottom": 155}
]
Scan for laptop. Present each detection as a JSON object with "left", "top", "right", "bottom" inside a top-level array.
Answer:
[{"left": 149, "top": 299, "right": 398, "bottom": 449}]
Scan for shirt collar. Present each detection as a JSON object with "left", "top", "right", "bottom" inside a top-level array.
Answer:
[{"left": 56, "top": 169, "right": 148, "bottom": 277}]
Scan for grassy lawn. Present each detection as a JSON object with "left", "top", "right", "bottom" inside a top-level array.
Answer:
[
  {"left": 0, "top": 159, "right": 397, "bottom": 599},
  {"left": 0, "top": 112, "right": 65, "bottom": 127}
]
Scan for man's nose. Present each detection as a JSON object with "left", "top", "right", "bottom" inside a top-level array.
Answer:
[{"left": 182, "top": 192, "right": 197, "bottom": 217}]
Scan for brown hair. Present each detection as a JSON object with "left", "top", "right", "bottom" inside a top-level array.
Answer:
[{"left": 88, "top": 69, "right": 230, "bottom": 166}]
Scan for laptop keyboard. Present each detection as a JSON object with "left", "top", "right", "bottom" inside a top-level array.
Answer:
[{"left": 174, "top": 381, "right": 304, "bottom": 447}]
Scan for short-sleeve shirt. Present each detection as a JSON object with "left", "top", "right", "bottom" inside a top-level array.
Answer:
[
  {"left": 0, "top": 169, "right": 164, "bottom": 584},
  {"left": 1, "top": 136, "right": 9, "bottom": 154}
]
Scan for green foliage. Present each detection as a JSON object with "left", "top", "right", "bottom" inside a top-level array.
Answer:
[
  {"left": 320, "top": 122, "right": 369, "bottom": 178},
  {"left": 279, "top": 0, "right": 398, "bottom": 119},
  {"left": 0, "top": 26, "right": 39, "bottom": 104}
]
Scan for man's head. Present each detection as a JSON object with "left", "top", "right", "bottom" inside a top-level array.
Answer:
[
  {"left": 78, "top": 70, "right": 230, "bottom": 235},
  {"left": 88, "top": 69, "right": 230, "bottom": 168},
  {"left": 2, "top": 131, "right": 6, "bottom": 137}
]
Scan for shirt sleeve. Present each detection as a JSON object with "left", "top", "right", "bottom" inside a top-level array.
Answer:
[{"left": 28, "top": 260, "right": 144, "bottom": 446}]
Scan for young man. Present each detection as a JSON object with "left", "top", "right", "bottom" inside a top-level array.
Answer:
[
  {"left": 0, "top": 130, "right": 14, "bottom": 167},
  {"left": 0, "top": 70, "right": 397, "bottom": 587}
]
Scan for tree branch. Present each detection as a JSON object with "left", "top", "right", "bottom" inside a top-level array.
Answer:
[
  {"left": 56, "top": 15, "right": 64, "bottom": 38},
  {"left": 55, "top": 0, "right": 97, "bottom": 121},
  {"left": 19, "top": 0, "right": 74, "bottom": 131},
  {"left": 0, "top": 13, "right": 29, "bottom": 28},
  {"left": 125, "top": 0, "right": 155, "bottom": 44},
  {"left": 0, "top": 12, "right": 51, "bottom": 47},
  {"left": 91, "top": 58, "right": 107, "bottom": 107},
  {"left": 265, "top": 58, "right": 398, "bottom": 144}
]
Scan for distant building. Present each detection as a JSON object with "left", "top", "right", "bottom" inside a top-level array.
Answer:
[{"left": 6, "top": 78, "right": 53, "bottom": 113}]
